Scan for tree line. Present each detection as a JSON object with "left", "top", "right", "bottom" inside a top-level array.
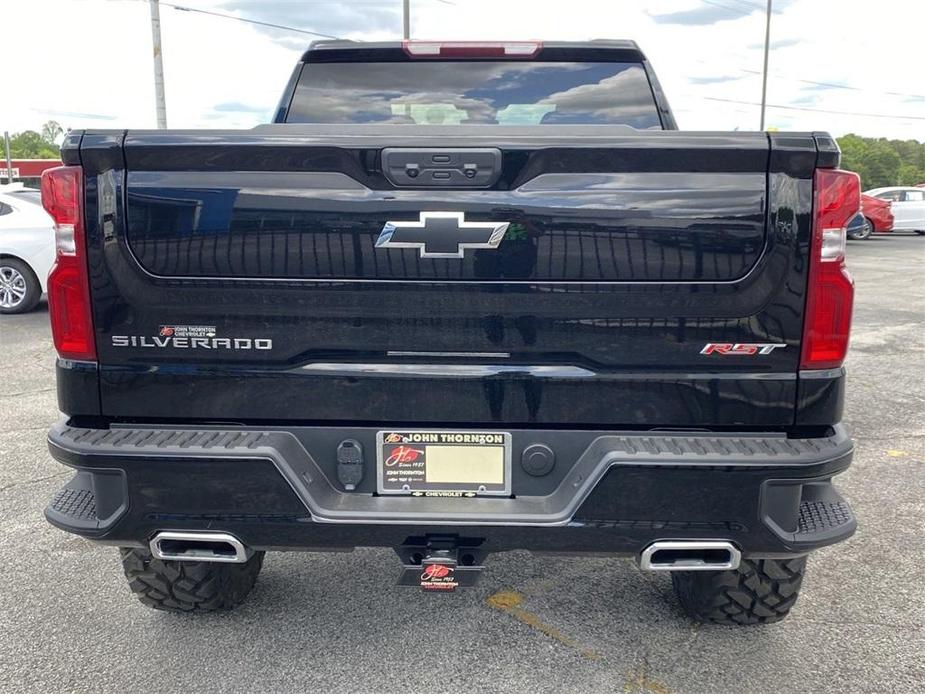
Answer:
[
  {"left": 837, "top": 134, "right": 925, "bottom": 190},
  {"left": 5, "top": 121, "right": 64, "bottom": 159}
]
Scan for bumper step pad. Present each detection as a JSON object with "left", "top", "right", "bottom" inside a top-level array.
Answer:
[
  {"left": 50, "top": 423, "right": 846, "bottom": 461},
  {"left": 49, "top": 486, "right": 97, "bottom": 523},
  {"left": 764, "top": 481, "right": 856, "bottom": 549},
  {"left": 44, "top": 469, "right": 127, "bottom": 536},
  {"left": 798, "top": 499, "right": 853, "bottom": 535}
]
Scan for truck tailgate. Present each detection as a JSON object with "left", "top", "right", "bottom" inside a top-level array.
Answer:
[{"left": 80, "top": 126, "right": 816, "bottom": 426}]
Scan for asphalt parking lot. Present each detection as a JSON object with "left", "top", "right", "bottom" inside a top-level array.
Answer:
[{"left": 1, "top": 233, "right": 923, "bottom": 694}]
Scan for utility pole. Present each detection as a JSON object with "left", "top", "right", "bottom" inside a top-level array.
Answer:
[
  {"left": 403, "top": 0, "right": 410, "bottom": 39},
  {"left": 149, "top": 0, "right": 168, "bottom": 129},
  {"left": 759, "top": 0, "right": 772, "bottom": 130},
  {"left": 4, "top": 132, "right": 13, "bottom": 185}
]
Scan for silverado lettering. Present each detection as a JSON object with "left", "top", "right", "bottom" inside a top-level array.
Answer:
[{"left": 111, "top": 336, "right": 273, "bottom": 349}]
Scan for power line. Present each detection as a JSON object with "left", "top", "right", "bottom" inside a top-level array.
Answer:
[
  {"left": 681, "top": 55, "right": 925, "bottom": 101},
  {"left": 699, "top": 0, "right": 780, "bottom": 18},
  {"left": 698, "top": 95, "right": 925, "bottom": 120},
  {"left": 683, "top": 66, "right": 925, "bottom": 101},
  {"left": 736, "top": 68, "right": 925, "bottom": 100},
  {"left": 723, "top": 0, "right": 767, "bottom": 11},
  {"left": 699, "top": 0, "right": 755, "bottom": 17},
  {"left": 697, "top": 0, "right": 790, "bottom": 22},
  {"left": 157, "top": 2, "right": 341, "bottom": 39},
  {"left": 705, "top": 0, "right": 783, "bottom": 16}
]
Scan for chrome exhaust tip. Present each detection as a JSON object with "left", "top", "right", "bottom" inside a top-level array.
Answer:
[
  {"left": 639, "top": 540, "right": 741, "bottom": 572},
  {"left": 150, "top": 531, "right": 251, "bottom": 563}
]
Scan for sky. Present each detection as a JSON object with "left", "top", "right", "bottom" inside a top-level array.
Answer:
[{"left": 2, "top": 0, "right": 923, "bottom": 141}]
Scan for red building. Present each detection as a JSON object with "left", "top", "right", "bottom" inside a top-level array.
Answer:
[{"left": 1, "top": 159, "right": 63, "bottom": 188}]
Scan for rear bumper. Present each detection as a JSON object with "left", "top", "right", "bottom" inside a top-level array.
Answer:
[{"left": 44, "top": 420, "right": 856, "bottom": 558}]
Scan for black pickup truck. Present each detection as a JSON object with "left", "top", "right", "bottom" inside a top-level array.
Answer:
[{"left": 41, "top": 40, "right": 858, "bottom": 624}]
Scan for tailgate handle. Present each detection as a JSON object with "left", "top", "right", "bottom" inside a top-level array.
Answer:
[{"left": 382, "top": 148, "right": 502, "bottom": 188}]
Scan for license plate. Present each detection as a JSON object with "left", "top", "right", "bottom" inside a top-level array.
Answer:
[{"left": 376, "top": 430, "right": 511, "bottom": 497}]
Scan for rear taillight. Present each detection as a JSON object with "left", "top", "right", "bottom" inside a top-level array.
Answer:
[
  {"left": 40, "top": 166, "right": 96, "bottom": 361},
  {"left": 801, "top": 169, "right": 860, "bottom": 370},
  {"left": 402, "top": 41, "right": 542, "bottom": 58}
]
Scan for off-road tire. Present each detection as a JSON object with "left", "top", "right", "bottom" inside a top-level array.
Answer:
[
  {"left": 671, "top": 556, "right": 807, "bottom": 625},
  {"left": 120, "top": 547, "right": 265, "bottom": 612}
]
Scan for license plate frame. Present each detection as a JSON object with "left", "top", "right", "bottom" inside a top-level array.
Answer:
[{"left": 376, "top": 430, "right": 512, "bottom": 497}]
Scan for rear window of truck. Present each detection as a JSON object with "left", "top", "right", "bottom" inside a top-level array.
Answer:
[{"left": 286, "top": 61, "right": 662, "bottom": 128}]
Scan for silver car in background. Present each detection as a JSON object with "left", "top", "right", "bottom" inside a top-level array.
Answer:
[{"left": 865, "top": 186, "right": 925, "bottom": 233}]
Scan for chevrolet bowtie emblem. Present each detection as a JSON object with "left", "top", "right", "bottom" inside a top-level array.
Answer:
[{"left": 375, "top": 212, "right": 509, "bottom": 259}]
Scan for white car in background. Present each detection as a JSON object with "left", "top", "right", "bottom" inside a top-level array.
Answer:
[
  {"left": 0, "top": 184, "right": 55, "bottom": 313},
  {"left": 864, "top": 186, "right": 925, "bottom": 234}
]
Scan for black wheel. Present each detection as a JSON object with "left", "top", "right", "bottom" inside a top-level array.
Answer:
[
  {"left": 0, "top": 258, "right": 41, "bottom": 314},
  {"left": 120, "top": 548, "right": 265, "bottom": 612},
  {"left": 671, "top": 556, "right": 807, "bottom": 625}
]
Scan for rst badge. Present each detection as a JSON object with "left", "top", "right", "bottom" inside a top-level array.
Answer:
[
  {"left": 375, "top": 211, "right": 509, "bottom": 258},
  {"left": 701, "top": 343, "right": 786, "bottom": 356}
]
